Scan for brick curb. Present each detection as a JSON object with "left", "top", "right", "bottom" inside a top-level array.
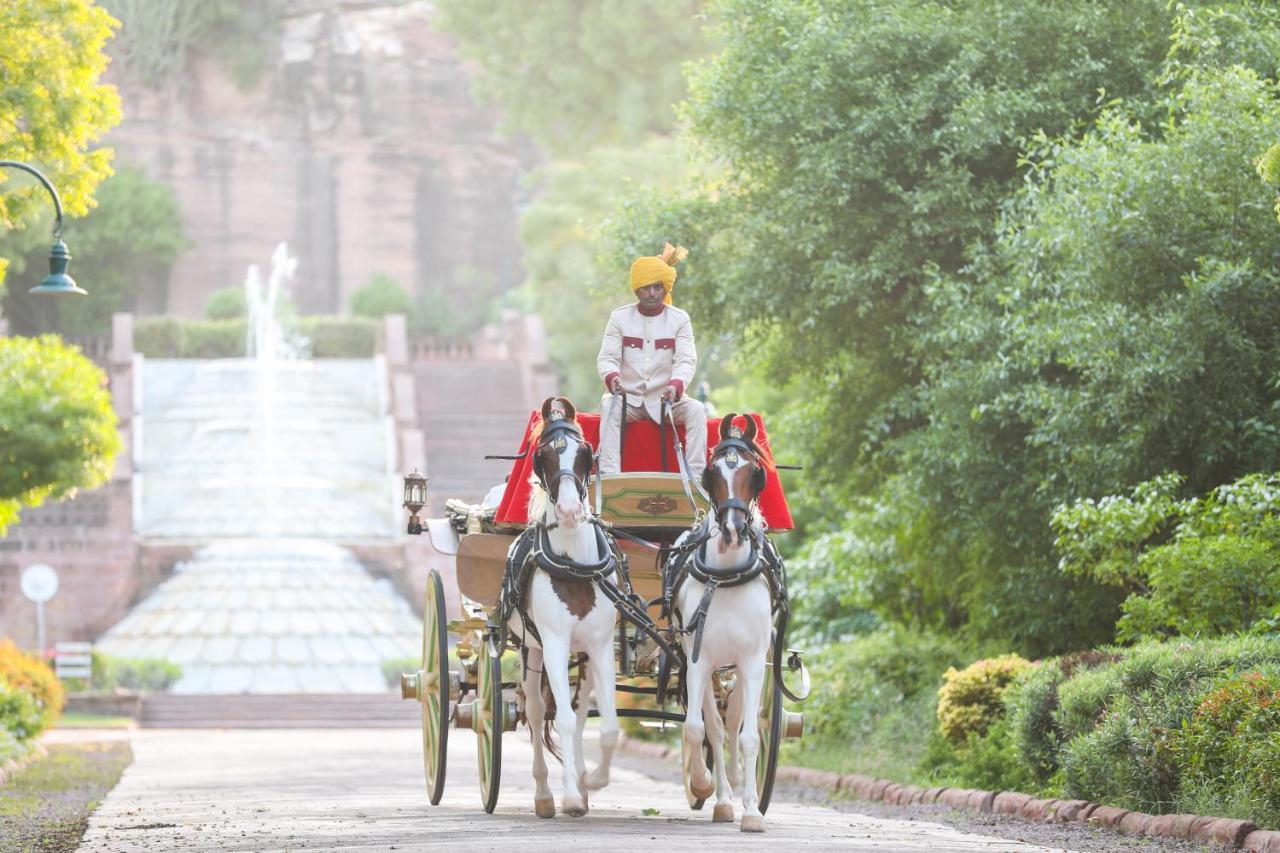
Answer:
[{"left": 615, "top": 735, "right": 1280, "bottom": 850}]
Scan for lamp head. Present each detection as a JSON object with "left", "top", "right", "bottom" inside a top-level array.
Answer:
[{"left": 28, "top": 240, "right": 86, "bottom": 296}]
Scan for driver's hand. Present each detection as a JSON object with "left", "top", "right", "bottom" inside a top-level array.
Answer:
[
  {"left": 661, "top": 384, "right": 677, "bottom": 402},
  {"left": 611, "top": 377, "right": 623, "bottom": 394}
]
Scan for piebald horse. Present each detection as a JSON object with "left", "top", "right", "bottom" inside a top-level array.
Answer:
[
  {"left": 507, "top": 397, "right": 620, "bottom": 818},
  {"left": 670, "top": 414, "right": 778, "bottom": 832}
]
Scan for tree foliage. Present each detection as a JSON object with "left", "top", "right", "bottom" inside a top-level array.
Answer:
[
  {"left": 0, "top": 335, "right": 121, "bottom": 533},
  {"left": 0, "top": 0, "right": 121, "bottom": 291},
  {"left": 434, "top": 0, "right": 710, "bottom": 156}
]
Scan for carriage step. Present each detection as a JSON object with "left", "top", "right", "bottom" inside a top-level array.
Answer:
[{"left": 140, "top": 693, "right": 421, "bottom": 728}]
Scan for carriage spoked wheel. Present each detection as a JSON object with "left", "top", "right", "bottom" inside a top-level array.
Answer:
[
  {"left": 409, "top": 569, "right": 450, "bottom": 805},
  {"left": 475, "top": 630, "right": 504, "bottom": 814},
  {"left": 756, "top": 668, "right": 784, "bottom": 814}
]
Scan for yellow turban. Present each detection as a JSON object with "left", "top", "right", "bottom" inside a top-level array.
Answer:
[{"left": 629, "top": 242, "right": 688, "bottom": 305}]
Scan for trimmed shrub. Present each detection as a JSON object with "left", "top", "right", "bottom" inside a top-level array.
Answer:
[
  {"left": 133, "top": 316, "right": 184, "bottom": 357},
  {"left": 1055, "top": 635, "right": 1280, "bottom": 812},
  {"left": 294, "top": 316, "right": 379, "bottom": 357},
  {"left": 350, "top": 274, "right": 414, "bottom": 322},
  {"left": 1169, "top": 668, "right": 1280, "bottom": 827},
  {"left": 937, "top": 654, "right": 1035, "bottom": 745},
  {"left": 93, "top": 654, "right": 182, "bottom": 691},
  {"left": 0, "top": 640, "right": 65, "bottom": 731},
  {"left": 1007, "top": 650, "right": 1119, "bottom": 784},
  {"left": 205, "top": 286, "right": 247, "bottom": 320}
]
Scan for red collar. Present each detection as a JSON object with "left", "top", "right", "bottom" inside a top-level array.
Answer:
[{"left": 636, "top": 302, "right": 665, "bottom": 317}]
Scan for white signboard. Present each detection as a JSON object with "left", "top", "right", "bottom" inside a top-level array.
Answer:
[{"left": 20, "top": 563, "right": 59, "bottom": 603}]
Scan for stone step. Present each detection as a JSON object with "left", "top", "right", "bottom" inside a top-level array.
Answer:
[{"left": 141, "top": 693, "right": 422, "bottom": 728}]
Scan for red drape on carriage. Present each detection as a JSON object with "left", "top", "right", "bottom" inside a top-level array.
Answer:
[{"left": 493, "top": 411, "right": 794, "bottom": 530}]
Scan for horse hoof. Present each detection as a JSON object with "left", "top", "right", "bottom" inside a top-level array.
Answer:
[
  {"left": 690, "top": 776, "right": 715, "bottom": 800},
  {"left": 712, "top": 803, "right": 734, "bottom": 823},
  {"left": 535, "top": 797, "right": 556, "bottom": 819},
  {"left": 741, "top": 814, "right": 765, "bottom": 833},
  {"left": 563, "top": 795, "right": 588, "bottom": 817}
]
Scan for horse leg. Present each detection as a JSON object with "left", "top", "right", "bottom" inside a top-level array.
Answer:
[
  {"left": 583, "top": 641, "right": 618, "bottom": 791},
  {"left": 703, "top": 678, "right": 733, "bottom": 822},
  {"left": 522, "top": 649, "right": 555, "bottom": 818},
  {"left": 682, "top": 659, "right": 715, "bottom": 800},
  {"left": 736, "top": 656, "right": 768, "bottom": 833},
  {"left": 572, "top": 658, "right": 590, "bottom": 799},
  {"left": 542, "top": 636, "right": 587, "bottom": 816},
  {"left": 724, "top": 676, "right": 745, "bottom": 788}
]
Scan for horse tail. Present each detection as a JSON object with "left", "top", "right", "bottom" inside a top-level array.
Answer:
[
  {"left": 537, "top": 653, "right": 589, "bottom": 764},
  {"left": 540, "top": 672, "right": 563, "bottom": 763}
]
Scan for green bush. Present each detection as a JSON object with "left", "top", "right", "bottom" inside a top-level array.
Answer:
[
  {"left": 0, "top": 677, "right": 43, "bottom": 744},
  {"left": 135, "top": 315, "right": 379, "bottom": 358},
  {"left": 1055, "top": 473, "right": 1280, "bottom": 642},
  {"left": 923, "top": 714, "right": 1037, "bottom": 793},
  {"left": 92, "top": 653, "right": 182, "bottom": 692},
  {"left": 0, "top": 640, "right": 65, "bottom": 731},
  {"left": 787, "top": 628, "right": 972, "bottom": 782},
  {"left": 134, "top": 316, "right": 247, "bottom": 358},
  {"left": 1007, "top": 650, "right": 1119, "bottom": 784},
  {"left": 350, "top": 274, "right": 414, "bottom": 322},
  {"left": 294, "top": 316, "right": 379, "bottom": 357},
  {"left": 1170, "top": 669, "right": 1280, "bottom": 827},
  {"left": 936, "top": 654, "right": 1036, "bottom": 745},
  {"left": 1053, "top": 635, "right": 1280, "bottom": 812},
  {"left": 205, "top": 286, "right": 247, "bottom": 320}
]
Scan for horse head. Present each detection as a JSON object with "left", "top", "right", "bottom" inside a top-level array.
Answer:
[
  {"left": 531, "top": 396, "right": 594, "bottom": 529},
  {"left": 701, "top": 413, "right": 768, "bottom": 551}
]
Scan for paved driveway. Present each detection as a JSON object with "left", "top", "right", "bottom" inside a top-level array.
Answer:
[{"left": 77, "top": 727, "right": 1076, "bottom": 852}]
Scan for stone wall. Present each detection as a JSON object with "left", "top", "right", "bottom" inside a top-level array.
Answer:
[{"left": 106, "top": 1, "right": 528, "bottom": 320}]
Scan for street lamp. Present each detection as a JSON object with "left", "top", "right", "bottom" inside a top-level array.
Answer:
[
  {"left": 0, "top": 160, "right": 86, "bottom": 296},
  {"left": 402, "top": 469, "right": 428, "bottom": 535}
]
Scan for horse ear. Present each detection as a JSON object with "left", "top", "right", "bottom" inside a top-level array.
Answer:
[
  {"left": 719, "top": 414, "right": 739, "bottom": 442},
  {"left": 540, "top": 397, "right": 555, "bottom": 420},
  {"left": 741, "top": 414, "right": 758, "bottom": 445},
  {"left": 556, "top": 396, "right": 577, "bottom": 422}
]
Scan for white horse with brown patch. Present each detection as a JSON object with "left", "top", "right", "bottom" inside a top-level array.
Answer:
[
  {"left": 507, "top": 397, "right": 620, "bottom": 818},
  {"left": 670, "top": 414, "right": 776, "bottom": 832}
]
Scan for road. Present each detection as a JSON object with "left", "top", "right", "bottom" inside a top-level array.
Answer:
[{"left": 75, "top": 727, "right": 1077, "bottom": 852}]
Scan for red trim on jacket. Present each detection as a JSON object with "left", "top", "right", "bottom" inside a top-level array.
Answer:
[
  {"left": 670, "top": 379, "right": 685, "bottom": 400},
  {"left": 622, "top": 336, "right": 643, "bottom": 349},
  {"left": 603, "top": 371, "right": 620, "bottom": 391},
  {"left": 655, "top": 338, "right": 675, "bottom": 350}
]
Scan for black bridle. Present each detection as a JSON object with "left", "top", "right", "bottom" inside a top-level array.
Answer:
[
  {"left": 531, "top": 416, "right": 594, "bottom": 504},
  {"left": 703, "top": 434, "right": 767, "bottom": 542}
]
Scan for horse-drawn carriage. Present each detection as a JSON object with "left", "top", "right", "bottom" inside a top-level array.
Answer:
[{"left": 398, "top": 397, "right": 810, "bottom": 831}]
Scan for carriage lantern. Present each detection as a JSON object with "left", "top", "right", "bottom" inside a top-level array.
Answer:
[{"left": 402, "top": 469, "right": 428, "bottom": 535}]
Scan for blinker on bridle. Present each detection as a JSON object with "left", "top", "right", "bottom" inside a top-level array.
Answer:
[
  {"left": 707, "top": 424, "right": 765, "bottom": 528},
  {"left": 535, "top": 412, "right": 592, "bottom": 501}
]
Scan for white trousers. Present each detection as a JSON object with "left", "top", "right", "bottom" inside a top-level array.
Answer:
[{"left": 597, "top": 394, "right": 707, "bottom": 478}]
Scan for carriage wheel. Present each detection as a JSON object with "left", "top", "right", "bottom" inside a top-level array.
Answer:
[
  {"left": 682, "top": 736, "right": 714, "bottom": 810},
  {"left": 475, "top": 632, "right": 504, "bottom": 814},
  {"left": 755, "top": 672, "right": 784, "bottom": 814},
  {"left": 420, "top": 570, "right": 450, "bottom": 805}
]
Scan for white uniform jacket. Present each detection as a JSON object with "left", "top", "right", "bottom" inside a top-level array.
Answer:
[{"left": 596, "top": 303, "right": 697, "bottom": 422}]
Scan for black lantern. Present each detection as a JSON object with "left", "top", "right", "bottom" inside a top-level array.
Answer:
[{"left": 403, "top": 469, "right": 428, "bottom": 535}]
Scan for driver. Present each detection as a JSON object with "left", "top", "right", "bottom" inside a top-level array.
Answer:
[{"left": 596, "top": 242, "right": 707, "bottom": 479}]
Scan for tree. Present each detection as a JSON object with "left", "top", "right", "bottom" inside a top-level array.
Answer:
[
  {"left": 871, "top": 66, "right": 1280, "bottom": 652},
  {"left": 0, "top": 335, "right": 121, "bottom": 533},
  {"left": 0, "top": 0, "right": 122, "bottom": 290},
  {"left": 434, "top": 0, "right": 710, "bottom": 156},
  {"left": 350, "top": 274, "right": 414, "bottom": 323}
]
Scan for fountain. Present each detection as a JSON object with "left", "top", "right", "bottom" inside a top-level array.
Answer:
[{"left": 98, "top": 244, "right": 416, "bottom": 693}]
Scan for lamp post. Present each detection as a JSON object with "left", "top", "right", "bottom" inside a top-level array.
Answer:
[
  {"left": 0, "top": 160, "right": 87, "bottom": 296},
  {"left": 403, "top": 469, "right": 428, "bottom": 535}
]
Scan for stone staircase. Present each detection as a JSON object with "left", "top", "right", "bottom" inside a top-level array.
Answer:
[
  {"left": 414, "top": 360, "right": 535, "bottom": 512},
  {"left": 140, "top": 693, "right": 420, "bottom": 728}
]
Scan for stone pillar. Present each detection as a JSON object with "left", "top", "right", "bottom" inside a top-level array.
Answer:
[
  {"left": 383, "top": 314, "right": 408, "bottom": 367},
  {"left": 109, "top": 313, "right": 135, "bottom": 480}
]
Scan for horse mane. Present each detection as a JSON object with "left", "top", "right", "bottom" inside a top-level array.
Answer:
[{"left": 527, "top": 478, "right": 550, "bottom": 521}]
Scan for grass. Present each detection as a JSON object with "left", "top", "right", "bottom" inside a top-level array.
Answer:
[
  {"left": 54, "top": 713, "right": 135, "bottom": 729},
  {"left": 0, "top": 741, "right": 132, "bottom": 853}
]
